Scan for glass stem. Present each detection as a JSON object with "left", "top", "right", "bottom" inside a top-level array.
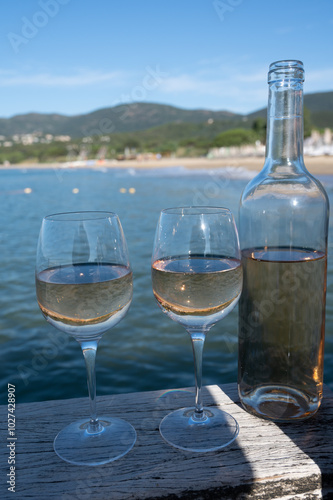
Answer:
[
  {"left": 80, "top": 340, "right": 102, "bottom": 433},
  {"left": 189, "top": 330, "right": 206, "bottom": 420}
]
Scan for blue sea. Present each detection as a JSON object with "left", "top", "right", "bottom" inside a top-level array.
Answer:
[{"left": 1, "top": 165, "right": 333, "bottom": 404}]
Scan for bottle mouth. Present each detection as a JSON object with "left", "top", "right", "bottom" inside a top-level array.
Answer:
[{"left": 268, "top": 60, "right": 304, "bottom": 83}]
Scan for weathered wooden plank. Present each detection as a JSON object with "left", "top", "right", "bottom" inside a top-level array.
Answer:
[{"left": 1, "top": 384, "right": 333, "bottom": 499}]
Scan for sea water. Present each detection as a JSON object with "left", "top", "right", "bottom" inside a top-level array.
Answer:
[{"left": 1, "top": 165, "right": 333, "bottom": 403}]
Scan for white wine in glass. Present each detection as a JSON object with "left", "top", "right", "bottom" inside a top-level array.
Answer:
[
  {"left": 152, "top": 207, "right": 242, "bottom": 452},
  {"left": 36, "top": 211, "right": 136, "bottom": 465}
]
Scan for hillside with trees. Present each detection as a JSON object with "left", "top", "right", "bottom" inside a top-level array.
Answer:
[{"left": 0, "top": 92, "right": 332, "bottom": 164}]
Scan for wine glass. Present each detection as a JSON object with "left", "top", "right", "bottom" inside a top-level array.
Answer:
[
  {"left": 35, "top": 211, "right": 136, "bottom": 465},
  {"left": 151, "top": 207, "right": 242, "bottom": 452}
]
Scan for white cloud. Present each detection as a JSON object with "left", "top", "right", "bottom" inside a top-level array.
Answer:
[
  {"left": 0, "top": 69, "right": 127, "bottom": 87},
  {"left": 156, "top": 70, "right": 268, "bottom": 113},
  {"left": 1, "top": 63, "right": 329, "bottom": 114},
  {"left": 155, "top": 63, "right": 333, "bottom": 112},
  {"left": 160, "top": 74, "right": 204, "bottom": 93},
  {"left": 306, "top": 67, "right": 333, "bottom": 84},
  {"left": 159, "top": 70, "right": 265, "bottom": 96}
]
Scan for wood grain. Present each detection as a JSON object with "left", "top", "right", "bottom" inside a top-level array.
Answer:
[{"left": 1, "top": 384, "right": 333, "bottom": 499}]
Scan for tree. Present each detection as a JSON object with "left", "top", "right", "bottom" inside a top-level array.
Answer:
[
  {"left": 212, "top": 128, "right": 257, "bottom": 147},
  {"left": 252, "top": 117, "right": 266, "bottom": 143},
  {"left": 123, "top": 137, "right": 140, "bottom": 149},
  {"left": 303, "top": 107, "right": 312, "bottom": 138}
]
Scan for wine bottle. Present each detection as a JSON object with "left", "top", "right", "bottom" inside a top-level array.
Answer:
[{"left": 238, "top": 60, "right": 329, "bottom": 421}]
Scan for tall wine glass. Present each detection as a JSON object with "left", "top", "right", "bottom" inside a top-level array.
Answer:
[
  {"left": 35, "top": 211, "right": 136, "bottom": 465},
  {"left": 151, "top": 207, "right": 242, "bottom": 452}
]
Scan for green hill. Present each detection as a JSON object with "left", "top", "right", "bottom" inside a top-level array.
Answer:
[
  {"left": 0, "top": 103, "right": 242, "bottom": 138},
  {"left": 304, "top": 91, "right": 333, "bottom": 112},
  {"left": 0, "top": 92, "right": 331, "bottom": 140},
  {"left": 247, "top": 91, "right": 333, "bottom": 129}
]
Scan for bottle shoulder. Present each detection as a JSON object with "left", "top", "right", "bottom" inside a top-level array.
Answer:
[{"left": 240, "top": 162, "right": 329, "bottom": 207}]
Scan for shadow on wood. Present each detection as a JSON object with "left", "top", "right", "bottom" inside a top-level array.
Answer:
[
  {"left": 1, "top": 383, "right": 332, "bottom": 499},
  {"left": 277, "top": 386, "right": 333, "bottom": 499}
]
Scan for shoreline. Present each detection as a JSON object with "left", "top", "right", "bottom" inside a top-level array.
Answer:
[{"left": 2, "top": 155, "right": 333, "bottom": 175}]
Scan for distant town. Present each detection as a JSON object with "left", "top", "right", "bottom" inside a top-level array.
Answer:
[
  {"left": 209, "top": 128, "right": 333, "bottom": 159},
  {"left": 0, "top": 127, "right": 332, "bottom": 167}
]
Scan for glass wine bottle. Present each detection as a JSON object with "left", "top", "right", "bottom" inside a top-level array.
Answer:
[{"left": 238, "top": 60, "right": 329, "bottom": 421}]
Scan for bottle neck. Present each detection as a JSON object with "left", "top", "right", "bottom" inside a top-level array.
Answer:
[{"left": 265, "top": 80, "right": 304, "bottom": 171}]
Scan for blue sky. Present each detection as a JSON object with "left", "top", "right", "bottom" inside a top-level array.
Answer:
[{"left": 0, "top": 0, "right": 332, "bottom": 117}]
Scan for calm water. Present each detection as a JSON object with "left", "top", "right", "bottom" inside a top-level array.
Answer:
[{"left": 1, "top": 165, "right": 333, "bottom": 404}]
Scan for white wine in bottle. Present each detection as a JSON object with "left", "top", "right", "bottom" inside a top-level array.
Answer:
[{"left": 238, "top": 61, "right": 329, "bottom": 421}]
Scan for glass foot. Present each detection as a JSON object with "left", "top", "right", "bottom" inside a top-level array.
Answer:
[
  {"left": 159, "top": 407, "right": 239, "bottom": 452},
  {"left": 54, "top": 416, "right": 137, "bottom": 465}
]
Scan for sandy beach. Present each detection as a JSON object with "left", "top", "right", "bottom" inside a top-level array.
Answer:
[
  {"left": 115, "top": 155, "right": 333, "bottom": 175},
  {"left": 3, "top": 155, "right": 333, "bottom": 175}
]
